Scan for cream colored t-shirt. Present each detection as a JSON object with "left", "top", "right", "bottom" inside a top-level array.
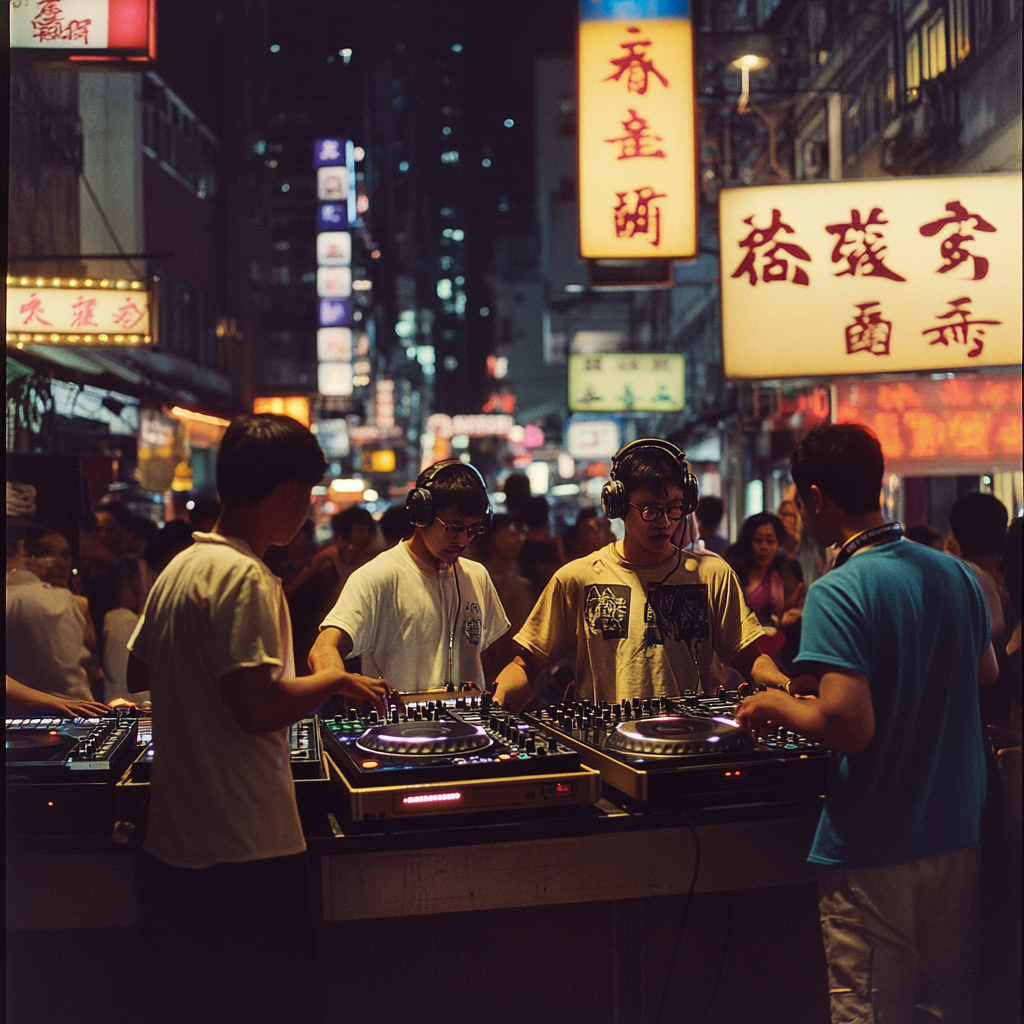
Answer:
[
  {"left": 128, "top": 533, "right": 305, "bottom": 869},
  {"left": 515, "top": 543, "right": 764, "bottom": 704}
]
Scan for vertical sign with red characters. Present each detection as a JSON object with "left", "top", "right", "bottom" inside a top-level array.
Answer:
[{"left": 578, "top": 0, "right": 697, "bottom": 260}]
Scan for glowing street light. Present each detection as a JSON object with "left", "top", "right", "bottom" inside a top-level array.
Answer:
[{"left": 731, "top": 53, "right": 771, "bottom": 114}]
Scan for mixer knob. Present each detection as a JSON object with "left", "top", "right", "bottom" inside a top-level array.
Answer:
[
  {"left": 348, "top": 708, "right": 359, "bottom": 721},
  {"left": 571, "top": 716, "right": 581, "bottom": 731},
  {"left": 368, "top": 710, "right": 379, "bottom": 723},
  {"left": 547, "top": 735, "right": 559, "bottom": 753},
  {"left": 390, "top": 708, "right": 399, "bottom": 723},
  {"left": 525, "top": 736, "right": 536, "bottom": 754},
  {"left": 737, "top": 682, "right": 751, "bottom": 698}
]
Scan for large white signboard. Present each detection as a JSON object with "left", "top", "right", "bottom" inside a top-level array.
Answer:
[{"left": 719, "top": 173, "right": 1022, "bottom": 378}]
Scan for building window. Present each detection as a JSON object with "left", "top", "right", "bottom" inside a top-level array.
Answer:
[
  {"left": 140, "top": 74, "right": 218, "bottom": 201},
  {"left": 905, "top": 9, "right": 947, "bottom": 101}
]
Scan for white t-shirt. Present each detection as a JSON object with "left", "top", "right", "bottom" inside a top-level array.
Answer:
[
  {"left": 103, "top": 606, "right": 148, "bottom": 704},
  {"left": 515, "top": 543, "right": 764, "bottom": 704},
  {"left": 128, "top": 533, "right": 305, "bottom": 869},
  {"left": 6, "top": 569, "right": 94, "bottom": 701},
  {"left": 320, "top": 541, "right": 510, "bottom": 692}
]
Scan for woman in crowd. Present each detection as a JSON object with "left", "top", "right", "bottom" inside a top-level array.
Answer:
[
  {"left": 724, "top": 511, "right": 804, "bottom": 667},
  {"left": 472, "top": 513, "right": 534, "bottom": 635}
]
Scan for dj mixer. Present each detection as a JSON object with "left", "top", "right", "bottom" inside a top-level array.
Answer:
[
  {"left": 522, "top": 690, "right": 829, "bottom": 808},
  {"left": 6, "top": 708, "right": 141, "bottom": 834},
  {"left": 320, "top": 694, "right": 601, "bottom": 822}
]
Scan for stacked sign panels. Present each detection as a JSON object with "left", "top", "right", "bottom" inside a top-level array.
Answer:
[{"left": 314, "top": 138, "right": 355, "bottom": 398}]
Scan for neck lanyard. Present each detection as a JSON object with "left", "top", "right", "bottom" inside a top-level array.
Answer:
[{"left": 833, "top": 523, "right": 903, "bottom": 569}]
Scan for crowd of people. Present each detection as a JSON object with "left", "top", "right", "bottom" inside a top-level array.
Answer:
[{"left": 6, "top": 415, "right": 1021, "bottom": 1024}]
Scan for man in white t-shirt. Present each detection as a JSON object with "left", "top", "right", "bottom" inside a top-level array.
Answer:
[
  {"left": 311, "top": 460, "right": 512, "bottom": 693},
  {"left": 127, "top": 414, "right": 386, "bottom": 1024},
  {"left": 494, "top": 440, "right": 791, "bottom": 712}
]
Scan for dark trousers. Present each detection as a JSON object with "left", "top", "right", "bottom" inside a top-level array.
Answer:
[{"left": 137, "top": 850, "right": 322, "bottom": 1024}]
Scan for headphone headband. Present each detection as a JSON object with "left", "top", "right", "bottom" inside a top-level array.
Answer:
[
  {"left": 407, "top": 460, "right": 492, "bottom": 529},
  {"left": 602, "top": 438, "right": 699, "bottom": 520}
]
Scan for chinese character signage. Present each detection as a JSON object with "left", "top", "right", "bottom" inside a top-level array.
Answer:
[
  {"left": 568, "top": 352, "right": 684, "bottom": 412},
  {"left": 578, "top": 0, "right": 697, "bottom": 260},
  {"left": 834, "top": 373, "right": 1022, "bottom": 473},
  {"left": 6, "top": 278, "right": 153, "bottom": 346},
  {"left": 10, "top": 0, "right": 156, "bottom": 61},
  {"left": 567, "top": 416, "right": 622, "bottom": 459},
  {"left": 719, "top": 173, "right": 1022, "bottom": 378}
]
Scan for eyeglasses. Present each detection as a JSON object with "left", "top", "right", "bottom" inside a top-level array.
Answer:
[
  {"left": 434, "top": 516, "right": 488, "bottom": 539},
  {"left": 629, "top": 502, "right": 688, "bottom": 522}
]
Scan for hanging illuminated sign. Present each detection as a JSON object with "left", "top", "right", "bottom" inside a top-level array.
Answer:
[
  {"left": 10, "top": 0, "right": 156, "bottom": 62},
  {"left": 568, "top": 352, "right": 685, "bottom": 412},
  {"left": 719, "top": 173, "right": 1023, "bottom": 379},
  {"left": 834, "top": 373, "right": 1022, "bottom": 474},
  {"left": 253, "top": 396, "right": 310, "bottom": 427},
  {"left": 577, "top": 0, "right": 697, "bottom": 260},
  {"left": 6, "top": 276, "right": 153, "bottom": 346}
]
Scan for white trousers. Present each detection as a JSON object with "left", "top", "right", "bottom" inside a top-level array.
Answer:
[{"left": 817, "top": 844, "right": 981, "bottom": 1024}]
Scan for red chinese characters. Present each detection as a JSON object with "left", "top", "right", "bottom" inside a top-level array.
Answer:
[
  {"left": 826, "top": 208, "right": 906, "bottom": 281},
  {"left": 19, "top": 292, "right": 52, "bottom": 327},
  {"left": 604, "top": 28, "right": 669, "bottom": 94},
  {"left": 919, "top": 201, "right": 996, "bottom": 280},
  {"left": 70, "top": 295, "right": 99, "bottom": 328},
  {"left": 732, "top": 209, "right": 811, "bottom": 286},
  {"left": 614, "top": 187, "right": 666, "bottom": 246},
  {"left": 922, "top": 297, "right": 1001, "bottom": 359},
  {"left": 605, "top": 110, "right": 665, "bottom": 160},
  {"left": 31, "top": 1, "right": 91, "bottom": 44},
  {"left": 845, "top": 301, "right": 892, "bottom": 356},
  {"left": 113, "top": 298, "right": 145, "bottom": 330}
]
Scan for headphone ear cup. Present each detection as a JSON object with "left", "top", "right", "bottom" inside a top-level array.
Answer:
[
  {"left": 602, "top": 479, "right": 628, "bottom": 520},
  {"left": 682, "top": 471, "right": 700, "bottom": 515},
  {"left": 405, "top": 487, "right": 434, "bottom": 529}
]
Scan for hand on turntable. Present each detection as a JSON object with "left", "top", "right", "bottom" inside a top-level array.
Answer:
[{"left": 733, "top": 688, "right": 791, "bottom": 738}]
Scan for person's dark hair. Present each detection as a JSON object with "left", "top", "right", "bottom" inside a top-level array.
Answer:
[
  {"left": 696, "top": 495, "right": 725, "bottom": 530},
  {"left": 95, "top": 501, "right": 132, "bottom": 529},
  {"left": 1001, "top": 516, "right": 1021, "bottom": 626},
  {"left": 379, "top": 505, "right": 414, "bottom": 546},
  {"left": 615, "top": 445, "right": 688, "bottom": 502},
  {"left": 790, "top": 424, "right": 884, "bottom": 515},
  {"left": 502, "top": 472, "right": 531, "bottom": 515},
  {"left": 216, "top": 414, "right": 327, "bottom": 505},
  {"left": 419, "top": 463, "right": 490, "bottom": 520},
  {"left": 948, "top": 491, "right": 1009, "bottom": 558},
  {"left": 521, "top": 495, "right": 551, "bottom": 530},
  {"left": 904, "top": 523, "right": 943, "bottom": 547},
  {"left": 188, "top": 495, "right": 222, "bottom": 529},
  {"left": 143, "top": 520, "right": 195, "bottom": 573},
  {"left": 127, "top": 513, "right": 159, "bottom": 544},
  {"left": 6, "top": 520, "right": 51, "bottom": 559},
  {"left": 331, "top": 506, "right": 374, "bottom": 541}
]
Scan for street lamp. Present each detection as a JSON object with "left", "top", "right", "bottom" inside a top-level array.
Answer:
[{"left": 731, "top": 53, "right": 771, "bottom": 114}]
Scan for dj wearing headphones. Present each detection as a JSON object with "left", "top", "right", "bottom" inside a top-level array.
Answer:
[
  {"left": 309, "top": 460, "right": 510, "bottom": 694},
  {"left": 494, "top": 439, "right": 791, "bottom": 712}
]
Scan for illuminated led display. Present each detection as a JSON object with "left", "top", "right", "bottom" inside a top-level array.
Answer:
[
  {"left": 577, "top": 0, "right": 697, "bottom": 259},
  {"left": 401, "top": 791, "right": 463, "bottom": 805},
  {"left": 719, "top": 173, "right": 1023, "bottom": 378}
]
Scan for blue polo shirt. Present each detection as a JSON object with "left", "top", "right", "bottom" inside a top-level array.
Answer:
[{"left": 796, "top": 539, "right": 989, "bottom": 867}]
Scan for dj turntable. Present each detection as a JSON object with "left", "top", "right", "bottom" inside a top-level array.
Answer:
[
  {"left": 6, "top": 708, "right": 140, "bottom": 833},
  {"left": 522, "top": 690, "right": 828, "bottom": 808},
  {"left": 320, "top": 695, "right": 601, "bottom": 822}
]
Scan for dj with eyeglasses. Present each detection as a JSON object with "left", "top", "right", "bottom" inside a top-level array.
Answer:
[
  {"left": 494, "top": 440, "right": 791, "bottom": 712},
  {"left": 310, "top": 460, "right": 512, "bottom": 696}
]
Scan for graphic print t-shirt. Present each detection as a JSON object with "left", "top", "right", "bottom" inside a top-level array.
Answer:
[{"left": 515, "top": 544, "right": 763, "bottom": 703}]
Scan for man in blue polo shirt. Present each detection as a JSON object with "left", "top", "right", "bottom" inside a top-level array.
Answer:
[{"left": 735, "top": 423, "right": 998, "bottom": 1024}]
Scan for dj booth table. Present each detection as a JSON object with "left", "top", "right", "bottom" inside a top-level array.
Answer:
[{"left": 7, "top": 803, "right": 830, "bottom": 1024}]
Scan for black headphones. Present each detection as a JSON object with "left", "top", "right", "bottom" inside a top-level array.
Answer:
[
  {"left": 406, "top": 460, "right": 493, "bottom": 529},
  {"left": 601, "top": 439, "right": 699, "bottom": 520}
]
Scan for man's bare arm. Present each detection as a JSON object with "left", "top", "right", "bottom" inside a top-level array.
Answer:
[
  {"left": 734, "top": 668, "right": 875, "bottom": 753},
  {"left": 220, "top": 662, "right": 391, "bottom": 734},
  {"left": 308, "top": 625, "right": 354, "bottom": 673},
  {"left": 494, "top": 646, "right": 550, "bottom": 713}
]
